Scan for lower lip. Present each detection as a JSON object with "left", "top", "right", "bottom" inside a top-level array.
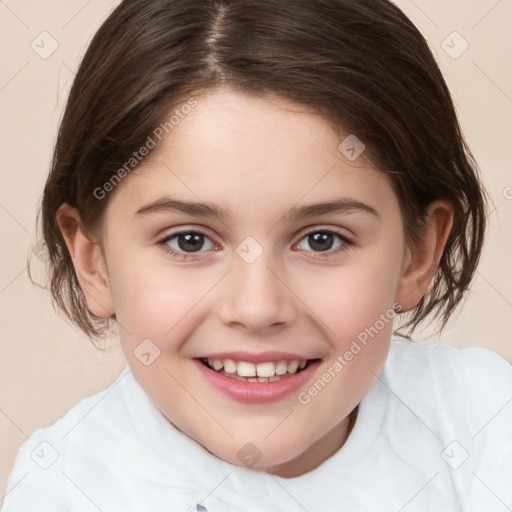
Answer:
[{"left": 193, "top": 359, "right": 321, "bottom": 404}]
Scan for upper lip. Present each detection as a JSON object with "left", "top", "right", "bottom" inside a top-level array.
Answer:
[{"left": 195, "top": 351, "right": 316, "bottom": 364}]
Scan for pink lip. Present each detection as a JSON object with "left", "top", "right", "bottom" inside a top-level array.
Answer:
[
  {"left": 194, "top": 350, "right": 311, "bottom": 364},
  {"left": 192, "top": 358, "right": 321, "bottom": 404}
]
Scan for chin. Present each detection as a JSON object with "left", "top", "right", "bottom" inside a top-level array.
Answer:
[{"left": 210, "top": 436, "right": 308, "bottom": 474}]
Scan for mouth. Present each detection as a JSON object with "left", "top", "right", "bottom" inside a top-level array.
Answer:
[
  {"left": 193, "top": 356, "right": 322, "bottom": 403},
  {"left": 197, "top": 357, "right": 317, "bottom": 383}
]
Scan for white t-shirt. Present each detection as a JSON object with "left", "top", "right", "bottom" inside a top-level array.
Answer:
[{"left": 2, "top": 340, "right": 512, "bottom": 512}]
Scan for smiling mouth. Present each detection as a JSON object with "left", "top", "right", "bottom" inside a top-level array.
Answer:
[{"left": 198, "top": 357, "right": 319, "bottom": 383}]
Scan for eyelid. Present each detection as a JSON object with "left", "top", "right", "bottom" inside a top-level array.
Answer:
[
  {"left": 296, "top": 224, "right": 354, "bottom": 243},
  {"left": 158, "top": 225, "right": 217, "bottom": 242}
]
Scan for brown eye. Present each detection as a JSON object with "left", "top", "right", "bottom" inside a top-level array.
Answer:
[
  {"left": 306, "top": 232, "right": 335, "bottom": 252},
  {"left": 159, "top": 230, "right": 217, "bottom": 258},
  {"left": 294, "top": 229, "right": 353, "bottom": 260},
  {"left": 174, "top": 232, "right": 206, "bottom": 252}
]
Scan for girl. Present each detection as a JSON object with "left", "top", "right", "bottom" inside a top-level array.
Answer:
[{"left": 3, "top": 0, "right": 511, "bottom": 510}]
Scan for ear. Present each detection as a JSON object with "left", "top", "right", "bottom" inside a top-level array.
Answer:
[
  {"left": 396, "top": 200, "right": 454, "bottom": 312},
  {"left": 56, "top": 204, "right": 115, "bottom": 318}
]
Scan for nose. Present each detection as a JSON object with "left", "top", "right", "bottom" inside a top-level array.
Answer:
[{"left": 217, "top": 251, "right": 297, "bottom": 335}]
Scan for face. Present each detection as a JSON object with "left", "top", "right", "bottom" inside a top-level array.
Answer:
[{"left": 97, "top": 87, "right": 409, "bottom": 477}]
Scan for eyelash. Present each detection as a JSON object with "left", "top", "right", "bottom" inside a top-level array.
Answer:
[{"left": 158, "top": 227, "right": 354, "bottom": 262}]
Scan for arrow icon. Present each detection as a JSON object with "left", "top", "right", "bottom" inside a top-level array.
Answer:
[
  {"left": 134, "top": 339, "right": 161, "bottom": 365},
  {"left": 31, "top": 441, "right": 59, "bottom": 469},
  {"left": 31, "top": 31, "right": 59, "bottom": 59},
  {"left": 236, "top": 442, "right": 263, "bottom": 467},
  {"left": 440, "top": 441, "right": 469, "bottom": 469},
  {"left": 441, "top": 32, "right": 468, "bottom": 59},
  {"left": 236, "top": 236, "right": 263, "bottom": 263},
  {"left": 34, "top": 449, "right": 45, "bottom": 458},
  {"left": 339, "top": 134, "right": 365, "bottom": 161}
]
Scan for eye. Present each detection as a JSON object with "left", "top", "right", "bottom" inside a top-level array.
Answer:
[
  {"left": 294, "top": 229, "right": 353, "bottom": 259},
  {"left": 158, "top": 227, "right": 354, "bottom": 261},
  {"left": 158, "top": 230, "right": 218, "bottom": 260}
]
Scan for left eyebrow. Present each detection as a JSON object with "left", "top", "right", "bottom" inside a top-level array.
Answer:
[{"left": 134, "top": 196, "right": 379, "bottom": 221}]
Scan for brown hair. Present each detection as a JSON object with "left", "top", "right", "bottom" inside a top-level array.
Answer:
[{"left": 31, "top": 0, "right": 487, "bottom": 342}]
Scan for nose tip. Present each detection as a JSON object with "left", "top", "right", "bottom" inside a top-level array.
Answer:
[{"left": 217, "top": 258, "right": 296, "bottom": 334}]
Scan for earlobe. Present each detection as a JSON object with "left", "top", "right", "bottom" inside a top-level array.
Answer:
[
  {"left": 396, "top": 200, "right": 454, "bottom": 312},
  {"left": 56, "top": 204, "right": 115, "bottom": 318}
]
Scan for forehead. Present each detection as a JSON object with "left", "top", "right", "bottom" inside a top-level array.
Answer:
[{"left": 105, "top": 87, "right": 398, "bottom": 223}]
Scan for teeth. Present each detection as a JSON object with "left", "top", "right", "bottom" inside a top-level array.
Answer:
[
  {"left": 204, "top": 358, "right": 310, "bottom": 378},
  {"left": 237, "top": 361, "right": 256, "bottom": 377},
  {"left": 223, "top": 359, "right": 237, "bottom": 374},
  {"left": 211, "top": 359, "right": 223, "bottom": 371},
  {"left": 275, "top": 361, "right": 288, "bottom": 375},
  {"left": 287, "top": 361, "right": 300, "bottom": 374},
  {"left": 256, "top": 362, "right": 276, "bottom": 378}
]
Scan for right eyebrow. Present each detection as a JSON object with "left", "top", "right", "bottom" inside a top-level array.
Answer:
[{"left": 134, "top": 197, "right": 234, "bottom": 221}]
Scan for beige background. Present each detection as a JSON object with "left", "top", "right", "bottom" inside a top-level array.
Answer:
[{"left": 0, "top": 0, "right": 511, "bottom": 502}]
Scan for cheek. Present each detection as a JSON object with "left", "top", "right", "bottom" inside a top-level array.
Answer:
[
  {"left": 303, "top": 252, "right": 402, "bottom": 344},
  {"left": 109, "top": 253, "right": 217, "bottom": 345},
  {"left": 108, "top": 258, "right": 230, "bottom": 367},
  {"left": 297, "top": 258, "right": 399, "bottom": 416}
]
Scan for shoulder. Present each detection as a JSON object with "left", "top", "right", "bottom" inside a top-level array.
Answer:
[
  {"left": 1, "top": 416, "right": 65, "bottom": 511},
  {"left": 385, "top": 339, "right": 512, "bottom": 391},
  {"left": 2, "top": 367, "right": 132, "bottom": 511},
  {"left": 383, "top": 340, "right": 512, "bottom": 435}
]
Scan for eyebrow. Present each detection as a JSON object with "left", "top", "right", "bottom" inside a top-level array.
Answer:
[{"left": 134, "top": 196, "right": 379, "bottom": 221}]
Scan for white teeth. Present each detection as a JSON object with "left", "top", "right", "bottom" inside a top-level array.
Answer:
[
  {"left": 223, "top": 359, "right": 237, "bottom": 374},
  {"left": 256, "top": 362, "right": 276, "bottom": 377},
  {"left": 212, "top": 359, "right": 223, "bottom": 371},
  {"left": 275, "top": 361, "right": 288, "bottom": 375},
  {"left": 237, "top": 361, "right": 256, "bottom": 377},
  {"left": 205, "top": 358, "right": 310, "bottom": 378},
  {"left": 287, "top": 361, "right": 300, "bottom": 373}
]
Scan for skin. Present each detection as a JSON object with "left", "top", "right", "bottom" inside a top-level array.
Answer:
[{"left": 57, "top": 86, "right": 453, "bottom": 478}]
